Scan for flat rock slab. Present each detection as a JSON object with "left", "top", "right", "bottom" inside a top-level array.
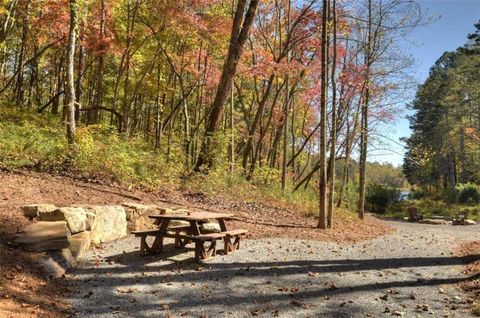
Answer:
[
  {"left": 122, "top": 203, "right": 161, "bottom": 231},
  {"left": 21, "top": 204, "right": 57, "bottom": 218},
  {"left": 201, "top": 222, "right": 222, "bottom": 232},
  {"left": 15, "top": 221, "right": 70, "bottom": 252},
  {"left": 37, "top": 207, "right": 94, "bottom": 234},
  {"left": 87, "top": 205, "right": 127, "bottom": 244},
  {"left": 419, "top": 218, "right": 451, "bottom": 225}
]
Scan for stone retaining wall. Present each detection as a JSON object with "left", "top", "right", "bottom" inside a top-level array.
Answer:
[{"left": 15, "top": 202, "right": 216, "bottom": 277}]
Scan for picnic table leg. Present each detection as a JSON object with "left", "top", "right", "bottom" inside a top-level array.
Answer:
[
  {"left": 224, "top": 235, "right": 243, "bottom": 255},
  {"left": 218, "top": 218, "right": 227, "bottom": 231},
  {"left": 175, "top": 228, "right": 191, "bottom": 248},
  {"left": 194, "top": 240, "right": 217, "bottom": 262},
  {"left": 189, "top": 220, "right": 201, "bottom": 235},
  {"left": 145, "top": 219, "right": 170, "bottom": 254},
  {"left": 149, "top": 235, "right": 164, "bottom": 253}
]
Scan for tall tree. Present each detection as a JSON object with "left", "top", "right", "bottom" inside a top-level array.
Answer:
[
  {"left": 66, "top": 0, "right": 78, "bottom": 145},
  {"left": 318, "top": 0, "right": 329, "bottom": 229},
  {"left": 327, "top": 0, "right": 337, "bottom": 228},
  {"left": 195, "top": 0, "right": 260, "bottom": 171}
]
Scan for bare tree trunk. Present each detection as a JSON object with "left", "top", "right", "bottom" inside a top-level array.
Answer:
[
  {"left": 358, "top": 0, "right": 372, "bottom": 220},
  {"left": 318, "top": 0, "right": 329, "bottom": 229},
  {"left": 15, "top": 1, "right": 29, "bottom": 106},
  {"left": 66, "top": 0, "right": 78, "bottom": 145},
  {"left": 75, "top": 28, "right": 84, "bottom": 120},
  {"left": 230, "top": 81, "right": 235, "bottom": 174},
  {"left": 327, "top": 0, "right": 337, "bottom": 229},
  {"left": 93, "top": 0, "right": 106, "bottom": 123},
  {"left": 195, "top": 0, "right": 260, "bottom": 171}
]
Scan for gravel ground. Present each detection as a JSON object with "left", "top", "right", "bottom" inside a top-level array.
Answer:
[{"left": 67, "top": 220, "right": 480, "bottom": 318}]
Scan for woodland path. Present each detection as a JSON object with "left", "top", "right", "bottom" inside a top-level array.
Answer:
[{"left": 67, "top": 220, "right": 479, "bottom": 318}]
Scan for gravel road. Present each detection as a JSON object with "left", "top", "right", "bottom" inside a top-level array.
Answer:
[{"left": 67, "top": 220, "right": 479, "bottom": 318}]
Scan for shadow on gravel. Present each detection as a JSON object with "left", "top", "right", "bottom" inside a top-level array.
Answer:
[
  {"left": 70, "top": 269, "right": 480, "bottom": 317},
  {"left": 70, "top": 246, "right": 480, "bottom": 316},
  {"left": 81, "top": 247, "right": 480, "bottom": 275}
]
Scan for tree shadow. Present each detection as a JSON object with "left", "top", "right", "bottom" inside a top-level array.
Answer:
[{"left": 68, "top": 246, "right": 480, "bottom": 317}]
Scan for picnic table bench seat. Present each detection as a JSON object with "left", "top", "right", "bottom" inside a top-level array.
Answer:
[
  {"left": 452, "top": 210, "right": 469, "bottom": 225},
  {"left": 187, "top": 229, "right": 247, "bottom": 261},
  {"left": 132, "top": 225, "right": 191, "bottom": 254},
  {"left": 407, "top": 207, "right": 423, "bottom": 222}
]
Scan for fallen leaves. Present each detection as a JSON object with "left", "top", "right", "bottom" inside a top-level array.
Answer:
[{"left": 116, "top": 287, "right": 136, "bottom": 294}]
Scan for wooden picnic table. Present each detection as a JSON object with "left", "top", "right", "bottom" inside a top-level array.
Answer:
[
  {"left": 132, "top": 211, "right": 246, "bottom": 261},
  {"left": 150, "top": 211, "right": 233, "bottom": 234}
]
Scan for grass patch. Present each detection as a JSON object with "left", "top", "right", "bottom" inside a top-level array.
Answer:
[{"left": 385, "top": 199, "right": 480, "bottom": 222}]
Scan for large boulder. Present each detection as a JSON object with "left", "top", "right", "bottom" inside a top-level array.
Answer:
[
  {"left": 21, "top": 204, "right": 57, "bottom": 219},
  {"left": 69, "top": 231, "right": 91, "bottom": 260},
  {"left": 419, "top": 218, "right": 450, "bottom": 225},
  {"left": 200, "top": 222, "right": 221, "bottom": 232},
  {"left": 37, "top": 207, "right": 93, "bottom": 234},
  {"left": 87, "top": 205, "right": 127, "bottom": 244},
  {"left": 122, "top": 203, "right": 161, "bottom": 231},
  {"left": 170, "top": 220, "right": 191, "bottom": 227},
  {"left": 465, "top": 219, "right": 478, "bottom": 225},
  {"left": 15, "top": 221, "right": 70, "bottom": 252}
]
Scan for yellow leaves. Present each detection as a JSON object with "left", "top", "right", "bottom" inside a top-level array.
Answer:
[{"left": 464, "top": 127, "right": 480, "bottom": 142}]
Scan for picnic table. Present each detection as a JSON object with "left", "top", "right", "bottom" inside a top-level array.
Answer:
[{"left": 131, "top": 211, "right": 247, "bottom": 261}]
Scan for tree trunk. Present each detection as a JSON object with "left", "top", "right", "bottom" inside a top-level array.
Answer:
[
  {"left": 195, "top": 0, "right": 260, "bottom": 171},
  {"left": 65, "top": 0, "right": 78, "bottom": 145},
  {"left": 318, "top": 0, "right": 329, "bottom": 229},
  {"left": 358, "top": 0, "right": 372, "bottom": 220},
  {"left": 327, "top": 0, "right": 337, "bottom": 229}
]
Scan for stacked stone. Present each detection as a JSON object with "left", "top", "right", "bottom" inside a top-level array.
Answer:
[
  {"left": 16, "top": 204, "right": 127, "bottom": 277},
  {"left": 15, "top": 202, "right": 223, "bottom": 276}
]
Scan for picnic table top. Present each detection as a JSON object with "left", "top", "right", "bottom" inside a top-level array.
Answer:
[{"left": 148, "top": 211, "right": 233, "bottom": 221}]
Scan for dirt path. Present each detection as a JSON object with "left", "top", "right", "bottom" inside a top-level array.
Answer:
[{"left": 67, "top": 221, "right": 479, "bottom": 318}]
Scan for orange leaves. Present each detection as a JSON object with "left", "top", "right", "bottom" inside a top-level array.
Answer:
[{"left": 464, "top": 128, "right": 480, "bottom": 142}]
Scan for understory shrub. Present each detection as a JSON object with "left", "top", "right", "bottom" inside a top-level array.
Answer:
[
  {"left": 456, "top": 183, "right": 480, "bottom": 204},
  {"left": 0, "top": 108, "right": 184, "bottom": 188},
  {"left": 365, "top": 183, "right": 401, "bottom": 214}
]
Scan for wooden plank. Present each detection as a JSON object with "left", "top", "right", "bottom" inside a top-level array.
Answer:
[
  {"left": 187, "top": 233, "right": 227, "bottom": 241},
  {"left": 131, "top": 230, "right": 161, "bottom": 237},
  {"left": 149, "top": 212, "right": 234, "bottom": 221},
  {"left": 167, "top": 225, "right": 191, "bottom": 230},
  {"left": 224, "top": 229, "right": 247, "bottom": 236}
]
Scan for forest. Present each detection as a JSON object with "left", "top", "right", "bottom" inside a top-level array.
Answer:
[
  {"left": 0, "top": 0, "right": 425, "bottom": 228},
  {"left": 404, "top": 22, "right": 480, "bottom": 215}
]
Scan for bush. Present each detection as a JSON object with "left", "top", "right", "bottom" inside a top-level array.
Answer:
[
  {"left": 441, "top": 187, "right": 459, "bottom": 204},
  {"left": 410, "top": 189, "right": 427, "bottom": 200},
  {"left": 0, "top": 120, "right": 67, "bottom": 170},
  {"left": 365, "top": 183, "right": 401, "bottom": 214},
  {"left": 339, "top": 181, "right": 359, "bottom": 209},
  {"left": 456, "top": 183, "right": 480, "bottom": 205},
  {"left": 0, "top": 108, "right": 186, "bottom": 188}
]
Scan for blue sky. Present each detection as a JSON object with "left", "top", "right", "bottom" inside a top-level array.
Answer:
[{"left": 370, "top": 0, "right": 480, "bottom": 166}]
